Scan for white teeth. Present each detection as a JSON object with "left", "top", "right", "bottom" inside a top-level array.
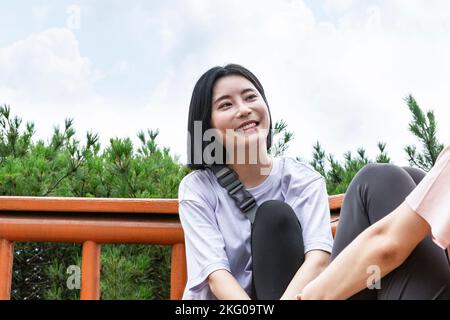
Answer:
[{"left": 236, "top": 122, "right": 257, "bottom": 132}]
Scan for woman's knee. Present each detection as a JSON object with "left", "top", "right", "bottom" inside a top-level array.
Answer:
[
  {"left": 255, "top": 200, "right": 301, "bottom": 231},
  {"left": 351, "top": 163, "right": 416, "bottom": 192},
  {"left": 401, "top": 166, "right": 426, "bottom": 185}
]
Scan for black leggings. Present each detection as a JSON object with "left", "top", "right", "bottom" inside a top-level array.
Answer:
[
  {"left": 251, "top": 200, "right": 304, "bottom": 300},
  {"left": 251, "top": 164, "right": 450, "bottom": 300}
]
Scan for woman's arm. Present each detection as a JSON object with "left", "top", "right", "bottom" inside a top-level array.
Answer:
[
  {"left": 298, "top": 201, "right": 431, "bottom": 300},
  {"left": 280, "top": 250, "right": 330, "bottom": 300},
  {"left": 208, "top": 269, "right": 252, "bottom": 300}
]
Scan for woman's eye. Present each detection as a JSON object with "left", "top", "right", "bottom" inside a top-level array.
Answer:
[
  {"left": 219, "top": 103, "right": 232, "bottom": 109},
  {"left": 246, "top": 94, "right": 257, "bottom": 101}
]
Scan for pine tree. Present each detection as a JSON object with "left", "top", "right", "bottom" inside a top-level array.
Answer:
[
  {"left": 269, "top": 120, "right": 294, "bottom": 157},
  {"left": 308, "top": 141, "right": 391, "bottom": 195},
  {"left": 404, "top": 95, "right": 444, "bottom": 171},
  {"left": 310, "top": 141, "right": 326, "bottom": 177},
  {"left": 1, "top": 105, "right": 189, "bottom": 299},
  {"left": 376, "top": 142, "right": 390, "bottom": 163}
]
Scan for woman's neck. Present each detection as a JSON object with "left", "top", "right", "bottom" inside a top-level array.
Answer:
[{"left": 228, "top": 153, "right": 273, "bottom": 188}]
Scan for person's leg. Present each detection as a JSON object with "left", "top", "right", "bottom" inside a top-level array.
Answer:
[
  {"left": 401, "top": 166, "right": 426, "bottom": 185},
  {"left": 332, "top": 163, "right": 450, "bottom": 300},
  {"left": 378, "top": 234, "right": 450, "bottom": 299},
  {"left": 331, "top": 163, "right": 415, "bottom": 299},
  {"left": 380, "top": 166, "right": 450, "bottom": 299},
  {"left": 251, "top": 200, "right": 305, "bottom": 300}
]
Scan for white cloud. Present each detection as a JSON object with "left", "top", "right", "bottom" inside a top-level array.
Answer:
[
  {"left": 0, "top": 28, "right": 99, "bottom": 105},
  {"left": 0, "top": 28, "right": 125, "bottom": 148},
  {"left": 32, "top": 5, "right": 50, "bottom": 28},
  {"left": 1, "top": 1, "right": 449, "bottom": 167},
  {"left": 135, "top": 0, "right": 450, "bottom": 166}
]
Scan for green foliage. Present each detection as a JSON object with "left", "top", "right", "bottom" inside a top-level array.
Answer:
[
  {"left": 1, "top": 105, "right": 189, "bottom": 300},
  {"left": 43, "top": 245, "right": 81, "bottom": 300},
  {"left": 375, "top": 142, "right": 391, "bottom": 164},
  {"left": 404, "top": 95, "right": 444, "bottom": 171},
  {"left": 100, "top": 244, "right": 171, "bottom": 300},
  {"left": 308, "top": 142, "right": 391, "bottom": 195},
  {"left": 0, "top": 105, "right": 35, "bottom": 159},
  {"left": 305, "top": 95, "right": 442, "bottom": 195},
  {"left": 269, "top": 120, "right": 294, "bottom": 157}
]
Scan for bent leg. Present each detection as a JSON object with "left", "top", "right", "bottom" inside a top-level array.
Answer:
[
  {"left": 382, "top": 166, "right": 450, "bottom": 299},
  {"left": 251, "top": 200, "right": 305, "bottom": 300},
  {"left": 401, "top": 166, "right": 426, "bottom": 185},
  {"left": 332, "top": 163, "right": 450, "bottom": 299},
  {"left": 332, "top": 163, "right": 418, "bottom": 256},
  {"left": 379, "top": 234, "right": 450, "bottom": 299}
]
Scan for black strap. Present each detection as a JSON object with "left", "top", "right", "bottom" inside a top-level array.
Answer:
[{"left": 207, "top": 164, "right": 258, "bottom": 223}]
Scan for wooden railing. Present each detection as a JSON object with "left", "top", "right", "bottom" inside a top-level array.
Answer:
[{"left": 0, "top": 194, "right": 344, "bottom": 300}]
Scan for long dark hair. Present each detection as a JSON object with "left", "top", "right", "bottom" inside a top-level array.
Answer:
[{"left": 186, "top": 64, "right": 273, "bottom": 170}]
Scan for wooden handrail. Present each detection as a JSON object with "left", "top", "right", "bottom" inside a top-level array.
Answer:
[
  {"left": 0, "top": 195, "right": 343, "bottom": 214},
  {"left": 328, "top": 194, "right": 344, "bottom": 212},
  {"left": 0, "top": 194, "right": 344, "bottom": 300},
  {"left": 0, "top": 196, "right": 179, "bottom": 214}
]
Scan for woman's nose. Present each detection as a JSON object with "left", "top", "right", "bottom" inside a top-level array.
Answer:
[{"left": 237, "top": 102, "right": 252, "bottom": 117}]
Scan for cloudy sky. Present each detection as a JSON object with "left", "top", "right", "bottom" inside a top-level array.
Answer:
[{"left": 1, "top": 0, "right": 449, "bottom": 167}]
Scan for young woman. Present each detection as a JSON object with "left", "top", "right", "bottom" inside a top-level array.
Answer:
[
  {"left": 297, "top": 145, "right": 450, "bottom": 300},
  {"left": 178, "top": 64, "right": 333, "bottom": 300}
]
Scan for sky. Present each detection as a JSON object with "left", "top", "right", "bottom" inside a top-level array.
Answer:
[{"left": 1, "top": 0, "right": 449, "bottom": 167}]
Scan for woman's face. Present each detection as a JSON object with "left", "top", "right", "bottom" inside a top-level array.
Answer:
[{"left": 210, "top": 75, "right": 271, "bottom": 155}]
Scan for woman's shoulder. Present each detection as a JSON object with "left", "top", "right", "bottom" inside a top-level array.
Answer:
[
  {"left": 276, "top": 156, "right": 326, "bottom": 198},
  {"left": 178, "top": 168, "right": 218, "bottom": 205},
  {"left": 278, "top": 155, "right": 324, "bottom": 182}
]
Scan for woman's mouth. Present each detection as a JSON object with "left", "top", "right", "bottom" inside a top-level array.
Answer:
[{"left": 235, "top": 121, "right": 259, "bottom": 134}]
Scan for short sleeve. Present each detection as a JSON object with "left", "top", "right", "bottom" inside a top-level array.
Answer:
[
  {"left": 285, "top": 173, "right": 334, "bottom": 254},
  {"left": 178, "top": 174, "right": 231, "bottom": 297},
  {"left": 405, "top": 145, "right": 450, "bottom": 249}
]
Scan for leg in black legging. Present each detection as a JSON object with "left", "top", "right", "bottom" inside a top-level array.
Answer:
[
  {"left": 251, "top": 200, "right": 305, "bottom": 300},
  {"left": 332, "top": 163, "right": 450, "bottom": 300},
  {"left": 401, "top": 166, "right": 426, "bottom": 185}
]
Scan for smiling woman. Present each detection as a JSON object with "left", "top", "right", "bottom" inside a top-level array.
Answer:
[
  {"left": 210, "top": 75, "right": 271, "bottom": 169},
  {"left": 186, "top": 64, "right": 274, "bottom": 171},
  {"left": 179, "top": 64, "right": 333, "bottom": 300}
]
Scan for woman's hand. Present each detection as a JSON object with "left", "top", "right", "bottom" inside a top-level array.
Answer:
[
  {"left": 279, "top": 250, "right": 330, "bottom": 300},
  {"left": 208, "top": 269, "right": 252, "bottom": 300}
]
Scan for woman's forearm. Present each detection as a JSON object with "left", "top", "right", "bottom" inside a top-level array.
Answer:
[
  {"left": 208, "top": 269, "right": 251, "bottom": 300},
  {"left": 300, "top": 202, "right": 431, "bottom": 300},
  {"left": 300, "top": 228, "right": 400, "bottom": 299},
  {"left": 280, "top": 250, "right": 330, "bottom": 300}
]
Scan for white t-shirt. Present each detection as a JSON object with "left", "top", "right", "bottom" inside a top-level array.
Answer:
[{"left": 178, "top": 156, "right": 334, "bottom": 300}]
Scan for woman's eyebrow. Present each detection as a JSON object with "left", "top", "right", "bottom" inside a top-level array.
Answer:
[
  {"left": 213, "top": 88, "right": 256, "bottom": 105},
  {"left": 241, "top": 88, "right": 256, "bottom": 95}
]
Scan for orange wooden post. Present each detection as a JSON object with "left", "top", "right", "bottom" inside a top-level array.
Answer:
[
  {"left": 80, "top": 241, "right": 101, "bottom": 300},
  {"left": 0, "top": 239, "right": 14, "bottom": 300},
  {"left": 331, "top": 221, "right": 339, "bottom": 238},
  {"left": 170, "top": 243, "right": 187, "bottom": 300}
]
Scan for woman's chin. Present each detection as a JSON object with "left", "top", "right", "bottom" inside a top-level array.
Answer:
[
  {"left": 234, "top": 132, "right": 267, "bottom": 148},
  {"left": 234, "top": 127, "right": 258, "bottom": 136}
]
